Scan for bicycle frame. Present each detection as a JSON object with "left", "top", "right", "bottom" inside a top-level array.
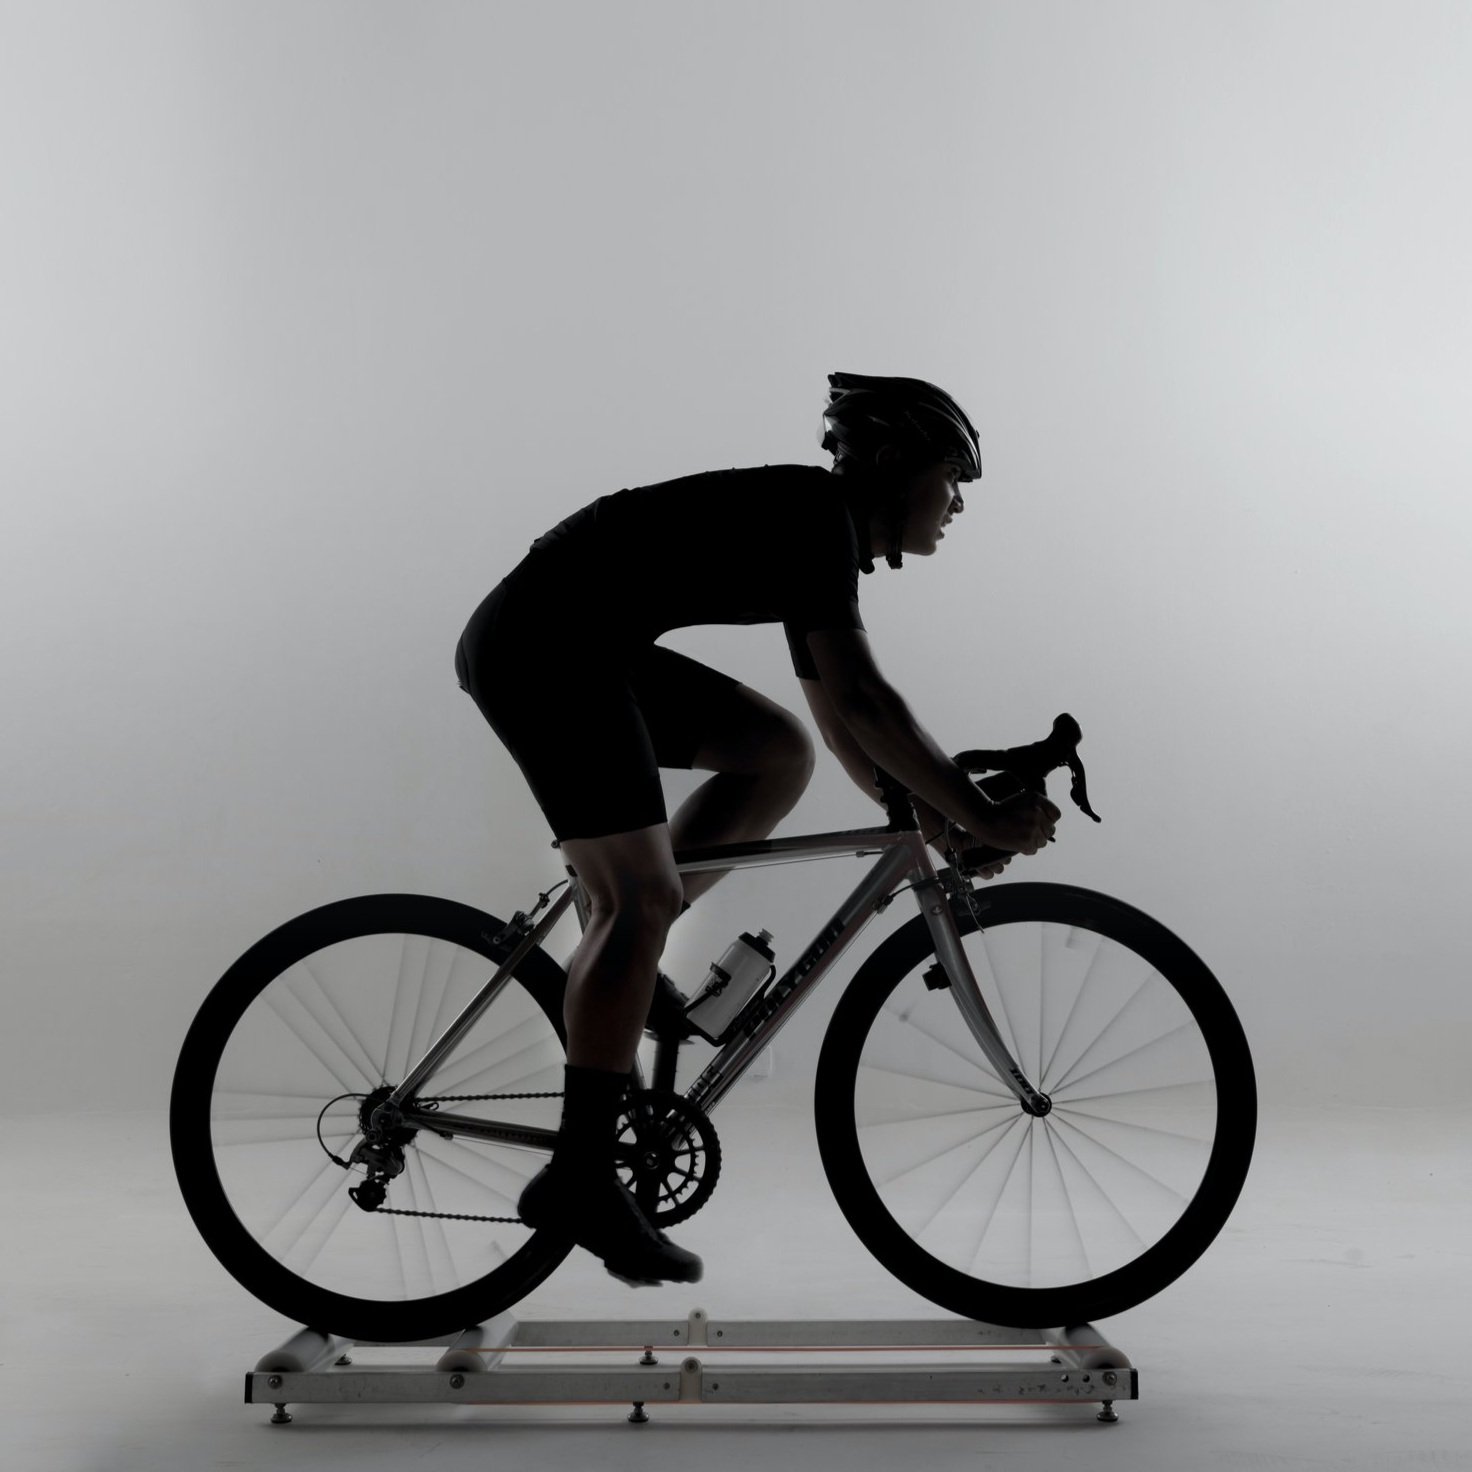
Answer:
[{"left": 386, "top": 823, "right": 1045, "bottom": 1152}]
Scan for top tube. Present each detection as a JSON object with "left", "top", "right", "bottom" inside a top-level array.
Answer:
[{"left": 668, "top": 824, "right": 919, "bottom": 876}]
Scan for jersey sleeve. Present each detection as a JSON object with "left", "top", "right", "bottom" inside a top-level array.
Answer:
[{"left": 782, "top": 490, "right": 866, "bottom": 680}]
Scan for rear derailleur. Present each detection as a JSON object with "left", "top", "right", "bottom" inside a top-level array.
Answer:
[{"left": 346, "top": 1084, "right": 419, "bottom": 1212}]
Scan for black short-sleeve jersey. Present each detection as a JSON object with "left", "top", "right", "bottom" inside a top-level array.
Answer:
[{"left": 508, "top": 464, "right": 870, "bottom": 680}]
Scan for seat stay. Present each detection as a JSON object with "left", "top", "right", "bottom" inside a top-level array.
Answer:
[{"left": 388, "top": 884, "right": 579, "bottom": 1108}]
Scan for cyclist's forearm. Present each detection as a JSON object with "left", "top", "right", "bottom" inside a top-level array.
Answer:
[
  {"left": 824, "top": 722, "right": 950, "bottom": 843},
  {"left": 832, "top": 688, "right": 993, "bottom": 836},
  {"left": 822, "top": 718, "right": 894, "bottom": 815}
]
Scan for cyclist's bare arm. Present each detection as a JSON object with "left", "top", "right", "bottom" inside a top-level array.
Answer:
[
  {"left": 800, "top": 675, "right": 951, "bottom": 845},
  {"left": 801, "top": 628, "right": 1057, "bottom": 856}
]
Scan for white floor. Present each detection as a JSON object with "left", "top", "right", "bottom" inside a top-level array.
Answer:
[{"left": 3, "top": 1097, "right": 1467, "bottom": 1472}]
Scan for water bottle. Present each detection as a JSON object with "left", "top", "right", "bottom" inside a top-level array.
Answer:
[{"left": 682, "top": 929, "right": 776, "bottom": 1044}]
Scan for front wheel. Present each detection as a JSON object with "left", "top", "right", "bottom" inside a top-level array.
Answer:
[
  {"left": 170, "top": 894, "right": 574, "bottom": 1341},
  {"left": 815, "top": 882, "right": 1256, "bottom": 1327}
]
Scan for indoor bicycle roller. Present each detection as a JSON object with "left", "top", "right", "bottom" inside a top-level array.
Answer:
[{"left": 247, "top": 1307, "right": 1137, "bottom": 1425}]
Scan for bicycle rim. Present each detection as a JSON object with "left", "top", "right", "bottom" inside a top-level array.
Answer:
[
  {"left": 170, "top": 895, "right": 571, "bottom": 1340},
  {"left": 815, "top": 882, "right": 1255, "bottom": 1326}
]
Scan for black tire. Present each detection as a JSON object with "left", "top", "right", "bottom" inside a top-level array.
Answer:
[
  {"left": 170, "top": 894, "right": 574, "bottom": 1341},
  {"left": 815, "top": 882, "right": 1256, "bottom": 1327}
]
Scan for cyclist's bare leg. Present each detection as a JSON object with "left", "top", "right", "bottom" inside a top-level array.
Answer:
[
  {"left": 558, "top": 824, "right": 685, "bottom": 1072},
  {"left": 668, "top": 684, "right": 816, "bottom": 906},
  {"left": 524, "top": 823, "right": 704, "bottom": 1282}
]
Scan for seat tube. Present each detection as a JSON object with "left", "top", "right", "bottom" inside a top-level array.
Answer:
[{"left": 916, "top": 874, "right": 1049, "bottom": 1114}]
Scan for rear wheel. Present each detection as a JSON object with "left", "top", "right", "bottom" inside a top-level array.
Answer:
[
  {"left": 170, "top": 894, "right": 573, "bottom": 1341},
  {"left": 815, "top": 882, "right": 1255, "bottom": 1327}
]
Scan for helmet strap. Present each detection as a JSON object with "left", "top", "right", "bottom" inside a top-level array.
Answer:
[
  {"left": 833, "top": 451, "right": 908, "bottom": 569},
  {"left": 883, "top": 488, "right": 906, "bottom": 569}
]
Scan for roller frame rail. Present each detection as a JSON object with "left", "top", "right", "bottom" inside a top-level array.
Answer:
[{"left": 247, "top": 1308, "right": 1137, "bottom": 1426}]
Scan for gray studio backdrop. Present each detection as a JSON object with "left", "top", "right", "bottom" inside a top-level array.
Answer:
[{"left": 3, "top": 1, "right": 1468, "bottom": 1117}]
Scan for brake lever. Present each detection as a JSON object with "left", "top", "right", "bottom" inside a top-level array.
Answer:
[
  {"left": 1046, "top": 713, "right": 1100, "bottom": 823},
  {"left": 1065, "top": 748, "right": 1100, "bottom": 823}
]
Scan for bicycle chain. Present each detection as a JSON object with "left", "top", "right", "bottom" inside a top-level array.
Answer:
[{"left": 366, "top": 1087, "right": 717, "bottom": 1227}]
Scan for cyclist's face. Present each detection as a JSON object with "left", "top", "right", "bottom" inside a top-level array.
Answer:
[{"left": 903, "top": 460, "right": 966, "bottom": 556}]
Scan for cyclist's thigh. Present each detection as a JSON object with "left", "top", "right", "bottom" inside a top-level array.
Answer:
[
  {"left": 473, "top": 666, "right": 670, "bottom": 843},
  {"left": 626, "top": 645, "right": 811, "bottom": 773},
  {"left": 456, "top": 587, "right": 672, "bottom": 842}
]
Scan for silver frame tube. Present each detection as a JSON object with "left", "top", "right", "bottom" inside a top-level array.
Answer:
[
  {"left": 388, "top": 884, "right": 578, "bottom": 1107},
  {"left": 389, "top": 822, "right": 1037, "bottom": 1145}
]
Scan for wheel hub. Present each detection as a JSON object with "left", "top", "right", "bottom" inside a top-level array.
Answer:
[{"left": 357, "top": 1084, "right": 419, "bottom": 1146}]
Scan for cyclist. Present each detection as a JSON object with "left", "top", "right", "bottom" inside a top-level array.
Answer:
[{"left": 453, "top": 370, "right": 1060, "bottom": 1288}]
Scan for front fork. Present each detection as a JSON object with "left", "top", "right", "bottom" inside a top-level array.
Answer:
[{"left": 919, "top": 868, "right": 1052, "bottom": 1118}]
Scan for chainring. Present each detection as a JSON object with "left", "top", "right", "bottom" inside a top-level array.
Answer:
[{"left": 613, "top": 1088, "right": 720, "bottom": 1227}]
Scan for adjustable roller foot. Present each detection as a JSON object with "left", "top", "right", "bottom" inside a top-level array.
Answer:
[{"left": 628, "top": 1400, "right": 649, "bottom": 1423}]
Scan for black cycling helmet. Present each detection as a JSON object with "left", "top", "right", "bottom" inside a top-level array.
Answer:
[
  {"left": 820, "top": 371, "right": 981, "bottom": 570},
  {"left": 819, "top": 371, "right": 982, "bottom": 482}
]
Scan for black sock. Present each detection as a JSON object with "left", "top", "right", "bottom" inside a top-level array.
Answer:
[{"left": 553, "top": 1063, "right": 631, "bottom": 1176}]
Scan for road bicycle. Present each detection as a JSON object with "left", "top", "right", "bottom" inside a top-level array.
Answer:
[{"left": 171, "top": 714, "right": 1256, "bottom": 1342}]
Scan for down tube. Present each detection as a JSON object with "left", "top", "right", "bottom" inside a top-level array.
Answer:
[{"left": 683, "top": 841, "right": 918, "bottom": 1118}]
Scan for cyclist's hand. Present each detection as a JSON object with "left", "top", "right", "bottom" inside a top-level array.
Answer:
[
  {"left": 975, "top": 791, "right": 1060, "bottom": 857},
  {"left": 932, "top": 826, "right": 1012, "bottom": 880}
]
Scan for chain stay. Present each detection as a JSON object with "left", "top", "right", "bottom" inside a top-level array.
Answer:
[
  {"left": 364, "top": 1088, "right": 566, "bottom": 1225},
  {"left": 363, "top": 1087, "right": 707, "bottom": 1228}
]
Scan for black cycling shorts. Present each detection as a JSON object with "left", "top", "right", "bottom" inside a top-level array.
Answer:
[{"left": 454, "top": 575, "right": 747, "bottom": 841}]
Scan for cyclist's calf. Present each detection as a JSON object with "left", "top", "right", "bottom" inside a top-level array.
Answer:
[
  {"left": 562, "top": 897, "right": 680, "bottom": 1072},
  {"left": 557, "top": 830, "right": 685, "bottom": 1072}
]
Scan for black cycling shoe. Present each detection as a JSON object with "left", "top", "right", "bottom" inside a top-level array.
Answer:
[
  {"left": 643, "top": 969, "right": 698, "bottom": 1041},
  {"left": 518, "top": 1162, "right": 704, "bottom": 1287}
]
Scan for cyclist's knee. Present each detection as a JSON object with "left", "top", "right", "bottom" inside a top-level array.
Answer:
[
  {"left": 561, "top": 828, "right": 684, "bottom": 925},
  {"left": 767, "top": 710, "right": 817, "bottom": 778},
  {"left": 730, "top": 706, "right": 818, "bottom": 778},
  {"left": 689, "top": 688, "right": 815, "bottom": 779},
  {"left": 596, "top": 881, "right": 684, "bottom": 932}
]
